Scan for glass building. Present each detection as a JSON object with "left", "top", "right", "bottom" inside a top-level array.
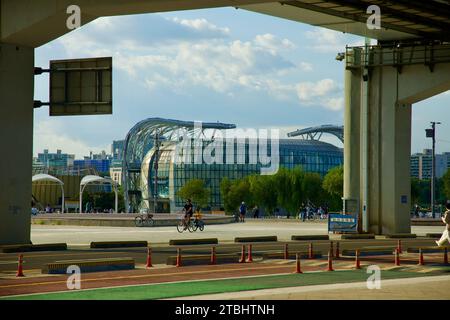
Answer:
[
  {"left": 123, "top": 119, "right": 343, "bottom": 213},
  {"left": 139, "top": 138, "right": 343, "bottom": 212}
]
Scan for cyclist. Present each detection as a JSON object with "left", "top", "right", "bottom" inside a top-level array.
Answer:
[{"left": 182, "top": 199, "right": 193, "bottom": 230}]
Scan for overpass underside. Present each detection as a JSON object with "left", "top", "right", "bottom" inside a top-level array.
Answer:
[
  {"left": 1, "top": 0, "right": 450, "bottom": 244},
  {"left": 344, "top": 44, "right": 450, "bottom": 234}
]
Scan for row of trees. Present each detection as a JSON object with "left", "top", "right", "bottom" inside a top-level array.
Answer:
[
  {"left": 177, "top": 166, "right": 344, "bottom": 215},
  {"left": 88, "top": 166, "right": 450, "bottom": 214},
  {"left": 412, "top": 169, "right": 450, "bottom": 208}
]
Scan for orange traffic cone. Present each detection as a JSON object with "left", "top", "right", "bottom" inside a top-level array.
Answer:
[
  {"left": 397, "top": 240, "right": 402, "bottom": 254},
  {"left": 394, "top": 248, "right": 400, "bottom": 266},
  {"left": 444, "top": 247, "right": 448, "bottom": 265},
  {"left": 329, "top": 242, "right": 334, "bottom": 258},
  {"left": 308, "top": 243, "right": 313, "bottom": 259},
  {"left": 418, "top": 248, "right": 424, "bottom": 266},
  {"left": 327, "top": 249, "right": 334, "bottom": 271},
  {"left": 293, "top": 253, "right": 303, "bottom": 274},
  {"left": 284, "top": 243, "right": 289, "bottom": 260},
  {"left": 176, "top": 248, "right": 182, "bottom": 267},
  {"left": 210, "top": 246, "right": 216, "bottom": 265},
  {"left": 335, "top": 242, "right": 340, "bottom": 259},
  {"left": 246, "top": 244, "right": 253, "bottom": 263},
  {"left": 239, "top": 245, "right": 246, "bottom": 263},
  {"left": 16, "top": 254, "right": 24, "bottom": 277},
  {"left": 355, "top": 250, "right": 361, "bottom": 269},
  {"left": 146, "top": 247, "right": 153, "bottom": 268}
]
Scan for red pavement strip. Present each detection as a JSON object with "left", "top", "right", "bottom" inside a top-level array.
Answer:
[
  {"left": 0, "top": 263, "right": 309, "bottom": 297},
  {"left": 0, "top": 253, "right": 446, "bottom": 297}
]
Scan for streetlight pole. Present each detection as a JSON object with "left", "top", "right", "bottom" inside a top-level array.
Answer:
[
  {"left": 427, "top": 122, "right": 441, "bottom": 219},
  {"left": 153, "top": 130, "right": 161, "bottom": 214}
]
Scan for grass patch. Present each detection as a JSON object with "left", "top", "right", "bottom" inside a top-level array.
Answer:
[{"left": 2, "top": 269, "right": 439, "bottom": 300}]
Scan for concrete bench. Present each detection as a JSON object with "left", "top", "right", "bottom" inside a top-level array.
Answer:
[
  {"left": 425, "top": 233, "right": 442, "bottom": 239},
  {"left": 90, "top": 241, "right": 148, "bottom": 248},
  {"left": 234, "top": 236, "right": 278, "bottom": 243},
  {"left": 342, "top": 246, "right": 396, "bottom": 256},
  {"left": 42, "top": 257, "right": 135, "bottom": 274},
  {"left": 385, "top": 233, "right": 416, "bottom": 239},
  {"left": 340, "top": 234, "right": 375, "bottom": 240},
  {"left": 166, "top": 253, "right": 240, "bottom": 266},
  {"left": 291, "top": 235, "right": 329, "bottom": 241},
  {"left": 169, "top": 238, "right": 218, "bottom": 246},
  {"left": 0, "top": 243, "right": 67, "bottom": 253},
  {"left": 407, "top": 246, "right": 449, "bottom": 254}
]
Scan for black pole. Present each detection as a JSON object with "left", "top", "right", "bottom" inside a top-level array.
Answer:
[{"left": 431, "top": 122, "right": 435, "bottom": 219}]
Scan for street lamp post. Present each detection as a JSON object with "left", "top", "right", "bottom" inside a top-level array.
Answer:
[
  {"left": 153, "top": 130, "right": 161, "bottom": 214},
  {"left": 426, "top": 122, "right": 441, "bottom": 219}
]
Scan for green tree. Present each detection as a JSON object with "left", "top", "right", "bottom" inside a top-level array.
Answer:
[
  {"left": 248, "top": 174, "right": 277, "bottom": 216},
  {"left": 273, "top": 167, "right": 294, "bottom": 214},
  {"left": 322, "top": 165, "right": 343, "bottom": 197},
  {"left": 302, "top": 172, "right": 324, "bottom": 205},
  {"left": 220, "top": 177, "right": 252, "bottom": 214},
  {"left": 443, "top": 169, "right": 450, "bottom": 200},
  {"left": 411, "top": 178, "right": 421, "bottom": 205},
  {"left": 177, "top": 179, "right": 210, "bottom": 209}
]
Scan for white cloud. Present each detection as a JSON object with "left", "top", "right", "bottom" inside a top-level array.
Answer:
[
  {"left": 306, "top": 28, "right": 345, "bottom": 53},
  {"left": 305, "top": 27, "right": 377, "bottom": 53},
  {"left": 299, "top": 62, "right": 313, "bottom": 72},
  {"left": 57, "top": 16, "right": 339, "bottom": 111},
  {"left": 254, "top": 33, "right": 295, "bottom": 54},
  {"left": 34, "top": 120, "right": 110, "bottom": 159},
  {"left": 296, "top": 78, "right": 336, "bottom": 100},
  {"left": 296, "top": 79, "right": 343, "bottom": 111},
  {"left": 171, "top": 17, "right": 230, "bottom": 36}
]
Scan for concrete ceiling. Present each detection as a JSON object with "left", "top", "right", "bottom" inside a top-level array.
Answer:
[
  {"left": 1, "top": 0, "right": 449, "bottom": 48},
  {"left": 240, "top": 0, "right": 450, "bottom": 42}
]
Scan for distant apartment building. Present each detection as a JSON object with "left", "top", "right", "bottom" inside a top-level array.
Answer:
[
  {"left": 74, "top": 159, "right": 111, "bottom": 174},
  {"left": 112, "top": 140, "right": 125, "bottom": 160},
  {"left": 109, "top": 160, "right": 123, "bottom": 186},
  {"left": 410, "top": 149, "right": 450, "bottom": 179},
  {"left": 37, "top": 149, "right": 75, "bottom": 172}
]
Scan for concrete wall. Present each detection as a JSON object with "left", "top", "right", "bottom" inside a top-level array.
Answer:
[
  {"left": 0, "top": 43, "right": 34, "bottom": 244},
  {"left": 344, "top": 45, "right": 450, "bottom": 235}
]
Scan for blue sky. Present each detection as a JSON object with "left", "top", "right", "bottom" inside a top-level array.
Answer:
[{"left": 33, "top": 8, "right": 450, "bottom": 158}]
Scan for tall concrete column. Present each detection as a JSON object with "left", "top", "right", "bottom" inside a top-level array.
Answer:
[
  {"left": 367, "top": 65, "right": 412, "bottom": 234},
  {"left": 343, "top": 63, "right": 361, "bottom": 217},
  {"left": 364, "top": 46, "right": 450, "bottom": 234},
  {"left": 0, "top": 43, "right": 34, "bottom": 245}
]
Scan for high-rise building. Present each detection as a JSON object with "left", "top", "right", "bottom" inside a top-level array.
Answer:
[
  {"left": 112, "top": 140, "right": 125, "bottom": 160},
  {"left": 37, "top": 149, "right": 75, "bottom": 172},
  {"left": 109, "top": 160, "right": 123, "bottom": 185},
  {"left": 74, "top": 159, "right": 111, "bottom": 174},
  {"left": 410, "top": 149, "right": 450, "bottom": 180}
]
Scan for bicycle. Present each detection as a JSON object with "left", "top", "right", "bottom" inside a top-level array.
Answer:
[
  {"left": 135, "top": 212, "right": 154, "bottom": 227},
  {"left": 177, "top": 215, "right": 194, "bottom": 233},
  {"left": 192, "top": 217, "right": 205, "bottom": 232}
]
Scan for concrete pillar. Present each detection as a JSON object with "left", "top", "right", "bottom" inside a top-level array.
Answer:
[
  {"left": 363, "top": 45, "right": 450, "bottom": 234},
  {"left": 0, "top": 43, "right": 34, "bottom": 245},
  {"left": 343, "top": 61, "right": 361, "bottom": 217},
  {"left": 367, "top": 65, "right": 412, "bottom": 234}
]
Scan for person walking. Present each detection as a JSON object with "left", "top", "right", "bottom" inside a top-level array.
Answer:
[
  {"left": 436, "top": 201, "right": 450, "bottom": 247},
  {"left": 414, "top": 204, "right": 420, "bottom": 218},
  {"left": 252, "top": 205, "right": 259, "bottom": 219},
  {"left": 239, "top": 202, "right": 247, "bottom": 222}
]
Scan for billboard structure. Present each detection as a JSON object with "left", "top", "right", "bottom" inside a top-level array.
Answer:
[{"left": 48, "top": 57, "right": 112, "bottom": 116}]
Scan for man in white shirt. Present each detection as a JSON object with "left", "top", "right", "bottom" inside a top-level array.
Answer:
[{"left": 436, "top": 201, "right": 450, "bottom": 247}]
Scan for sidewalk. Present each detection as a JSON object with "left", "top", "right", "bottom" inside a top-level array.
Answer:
[{"left": 181, "top": 275, "right": 450, "bottom": 300}]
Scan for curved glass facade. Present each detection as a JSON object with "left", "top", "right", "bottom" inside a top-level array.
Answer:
[{"left": 140, "top": 138, "right": 343, "bottom": 211}]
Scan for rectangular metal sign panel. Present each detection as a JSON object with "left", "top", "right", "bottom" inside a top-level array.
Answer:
[
  {"left": 49, "top": 57, "right": 112, "bottom": 116},
  {"left": 328, "top": 214, "right": 358, "bottom": 233}
]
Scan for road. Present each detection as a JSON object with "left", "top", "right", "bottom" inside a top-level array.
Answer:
[{"left": 30, "top": 220, "right": 444, "bottom": 245}]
